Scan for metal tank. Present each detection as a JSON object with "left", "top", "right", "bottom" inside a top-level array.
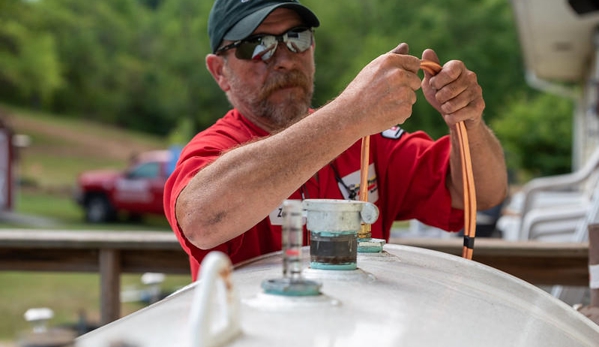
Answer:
[{"left": 76, "top": 199, "right": 599, "bottom": 347}]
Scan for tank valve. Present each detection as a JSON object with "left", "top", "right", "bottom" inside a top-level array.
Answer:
[
  {"left": 303, "top": 199, "right": 381, "bottom": 270},
  {"left": 261, "top": 200, "right": 321, "bottom": 296}
]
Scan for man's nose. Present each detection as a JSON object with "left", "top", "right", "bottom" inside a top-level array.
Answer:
[{"left": 270, "top": 43, "right": 297, "bottom": 69}]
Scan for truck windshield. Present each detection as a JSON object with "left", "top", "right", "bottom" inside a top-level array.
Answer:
[{"left": 128, "top": 162, "right": 160, "bottom": 179}]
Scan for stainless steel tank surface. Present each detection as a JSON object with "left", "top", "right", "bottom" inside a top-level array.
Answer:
[{"left": 76, "top": 244, "right": 599, "bottom": 347}]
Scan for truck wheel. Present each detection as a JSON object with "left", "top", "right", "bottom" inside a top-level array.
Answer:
[{"left": 85, "top": 195, "right": 116, "bottom": 223}]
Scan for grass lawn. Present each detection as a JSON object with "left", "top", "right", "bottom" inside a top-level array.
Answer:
[{"left": 0, "top": 272, "right": 191, "bottom": 342}]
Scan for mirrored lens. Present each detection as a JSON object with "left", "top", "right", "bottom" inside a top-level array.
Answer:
[
  {"left": 235, "top": 37, "right": 276, "bottom": 61},
  {"left": 285, "top": 29, "right": 312, "bottom": 53},
  {"left": 234, "top": 28, "right": 313, "bottom": 61}
]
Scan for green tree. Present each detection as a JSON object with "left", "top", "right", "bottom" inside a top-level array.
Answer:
[
  {"left": 491, "top": 92, "right": 573, "bottom": 181},
  {"left": 35, "top": 0, "right": 148, "bottom": 121},
  {"left": 0, "top": 0, "right": 63, "bottom": 106},
  {"left": 149, "top": 0, "right": 229, "bottom": 137}
]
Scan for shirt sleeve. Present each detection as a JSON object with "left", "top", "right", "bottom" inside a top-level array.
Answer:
[{"left": 163, "top": 132, "right": 246, "bottom": 279}]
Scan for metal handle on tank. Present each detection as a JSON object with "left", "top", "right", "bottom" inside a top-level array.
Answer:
[{"left": 187, "top": 252, "right": 241, "bottom": 347}]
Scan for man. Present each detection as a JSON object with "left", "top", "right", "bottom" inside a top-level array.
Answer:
[{"left": 164, "top": 0, "right": 508, "bottom": 280}]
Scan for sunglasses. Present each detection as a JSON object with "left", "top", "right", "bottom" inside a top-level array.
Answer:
[{"left": 216, "top": 27, "right": 314, "bottom": 61}]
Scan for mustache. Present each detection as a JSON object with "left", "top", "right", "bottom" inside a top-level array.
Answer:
[{"left": 260, "top": 70, "right": 311, "bottom": 98}]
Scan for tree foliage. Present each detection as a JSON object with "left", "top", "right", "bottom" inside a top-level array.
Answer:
[
  {"left": 0, "top": 0, "right": 573, "bottom": 178},
  {"left": 491, "top": 92, "right": 574, "bottom": 180},
  {"left": 0, "top": 0, "right": 63, "bottom": 105}
]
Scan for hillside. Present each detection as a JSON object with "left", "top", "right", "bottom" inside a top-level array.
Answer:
[{"left": 0, "top": 105, "right": 168, "bottom": 195}]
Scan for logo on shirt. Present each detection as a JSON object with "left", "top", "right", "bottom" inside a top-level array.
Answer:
[
  {"left": 382, "top": 126, "right": 404, "bottom": 140},
  {"left": 337, "top": 163, "right": 379, "bottom": 203}
]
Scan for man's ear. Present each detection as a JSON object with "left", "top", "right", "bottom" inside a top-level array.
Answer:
[{"left": 206, "top": 54, "right": 230, "bottom": 92}]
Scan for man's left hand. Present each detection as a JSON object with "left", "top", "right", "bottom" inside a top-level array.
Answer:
[{"left": 420, "top": 49, "right": 485, "bottom": 128}]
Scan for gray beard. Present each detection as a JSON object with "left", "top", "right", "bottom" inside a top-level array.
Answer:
[
  {"left": 226, "top": 69, "right": 314, "bottom": 131},
  {"left": 251, "top": 91, "right": 311, "bottom": 130}
]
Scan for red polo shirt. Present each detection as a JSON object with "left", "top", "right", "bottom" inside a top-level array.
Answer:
[{"left": 164, "top": 109, "right": 463, "bottom": 280}]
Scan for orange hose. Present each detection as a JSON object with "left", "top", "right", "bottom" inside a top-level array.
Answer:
[
  {"left": 420, "top": 60, "right": 477, "bottom": 260},
  {"left": 359, "top": 135, "right": 372, "bottom": 238}
]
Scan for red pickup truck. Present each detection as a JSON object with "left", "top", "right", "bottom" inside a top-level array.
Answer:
[{"left": 74, "top": 149, "right": 179, "bottom": 223}]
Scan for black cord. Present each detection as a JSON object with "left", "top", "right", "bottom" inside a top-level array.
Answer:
[{"left": 329, "top": 162, "right": 358, "bottom": 200}]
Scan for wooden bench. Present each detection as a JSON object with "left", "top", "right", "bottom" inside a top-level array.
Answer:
[{"left": 0, "top": 230, "right": 589, "bottom": 326}]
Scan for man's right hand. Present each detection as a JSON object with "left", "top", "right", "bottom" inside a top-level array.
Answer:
[{"left": 328, "top": 42, "right": 421, "bottom": 137}]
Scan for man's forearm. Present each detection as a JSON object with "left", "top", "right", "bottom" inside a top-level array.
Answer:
[{"left": 175, "top": 106, "right": 363, "bottom": 250}]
